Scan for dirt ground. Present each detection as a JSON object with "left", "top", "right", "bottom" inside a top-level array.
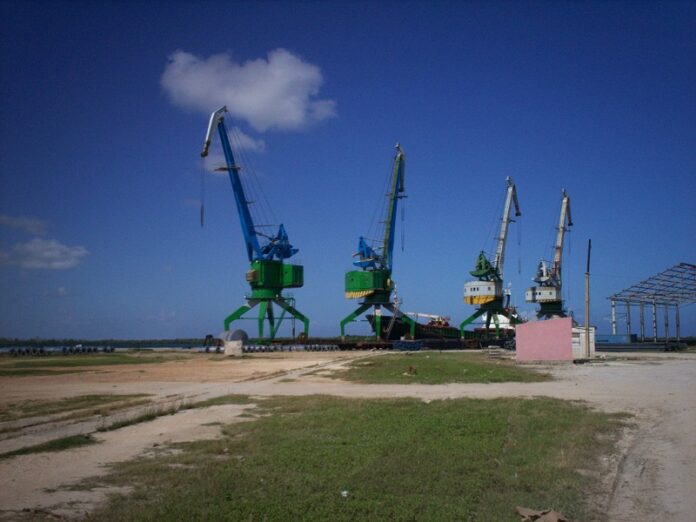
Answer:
[{"left": 1, "top": 350, "right": 694, "bottom": 521}]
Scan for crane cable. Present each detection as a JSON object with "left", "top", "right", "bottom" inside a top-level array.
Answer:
[
  {"left": 517, "top": 218, "right": 522, "bottom": 275},
  {"left": 365, "top": 153, "right": 393, "bottom": 256},
  {"left": 200, "top": 168, "right": 205, "bottom": 227},
  {"left": 401, "top": 196, "right": 406, "bottom": 252},
  {"left": 228, "top": 127, "right": 277, "bottom": 237}
]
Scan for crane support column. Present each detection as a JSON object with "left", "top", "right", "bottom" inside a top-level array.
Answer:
[
  {"left": 224, "top": 303, "right": 255, "bottom": 332},
  {"left": 274, "top": 298, "right": 310, "bottom": 339},
  {"left": 340, "top": 304, "right": 373, "bottom": 339},
  {"left": 459, "top": 308, "right": 487, "bottom": 337}
]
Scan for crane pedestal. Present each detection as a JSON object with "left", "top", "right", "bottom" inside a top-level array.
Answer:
[
  {"left": 224, "top": 260, "right": 310, "bottom": 340},
  {"left": 459, "top": 299, "right": 521, "bottom": 339},
  {"left": 340, "top": 299, "right": 416, "bottom": 341},
  {"left": 340, "top": 270, "right": 416, "bottom": 340}
]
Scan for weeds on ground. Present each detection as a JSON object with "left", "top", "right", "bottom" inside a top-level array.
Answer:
[
  {"left": 0, "top": 434, "right": 98, "bottom": 460},
  {"left": 186, "top": 395, "right": 254, "bottom": 409},
  {"left": 88, "top": 395, "right": 627, "bottom": 522},
  {"left": 0, "top": 394, "right": 150, "bottom": 424},
  {"left": 97, "top": 402, "right": 186, "bottom": 432},
  {"left": 331, "top": 352, "right": 551, "bottom": 384},
  {"left": 0, "top": 368, "right": 93, "bottom": 377}
]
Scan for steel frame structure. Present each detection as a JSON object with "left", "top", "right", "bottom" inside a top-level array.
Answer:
[{"left": 608, "top": 262, "right": 695, "bottom": 342}]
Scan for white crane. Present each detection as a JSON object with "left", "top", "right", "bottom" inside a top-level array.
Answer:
[
  {"left": 525, "top": 189, "right": 573, "bottom": 318},
  {"left": 461, "top": 177, "right": 522, "bottom": 338}
]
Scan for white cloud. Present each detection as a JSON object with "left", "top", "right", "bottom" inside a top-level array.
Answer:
[
  {"left": 0, "top": 238, "right": 88, "bottom": 269},
  {"left": 161, "top": 49, "right": 337, "bottom": 132},
  {"left": 229, "top": 126, "right": 266, "bottom": 152},
  {"left": 0, "top": 214, "right": 49, "bottom": 236}
]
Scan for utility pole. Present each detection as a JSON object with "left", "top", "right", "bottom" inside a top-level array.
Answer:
[{"left": 584, "top": 239, "right": 592, "bottom": 359}]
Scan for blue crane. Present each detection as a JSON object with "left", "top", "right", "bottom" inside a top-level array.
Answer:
[{"left": 201, "top": 107, "right": 309, "bottom": 340}]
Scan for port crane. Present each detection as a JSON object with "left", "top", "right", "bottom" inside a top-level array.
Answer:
[
  {"left": 339, "top": 144, "right": 416, "bottom": 340},
  {"left": 200, "top": 106, "right": 309, "bottom": 340},
  {"left": 525, "top": 189, "right": 573, "bottom": 318},
  {"left": 460, "top": 176, "right": 522, "bottom": 338}
]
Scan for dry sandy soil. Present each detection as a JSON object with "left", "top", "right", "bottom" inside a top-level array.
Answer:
[{"left": 1, "top": 350, "right": 694, "bottom": 521}]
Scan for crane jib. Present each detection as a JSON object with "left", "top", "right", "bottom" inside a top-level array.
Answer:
[
  {"left": 216, "top": 120, "right": 263, "bottom": 262},
  {"left": 205, "top": 111, "right": 297, "bottom": 263},
  {"left": 382, "top": 148, "right": 405, "bottom": 273}
]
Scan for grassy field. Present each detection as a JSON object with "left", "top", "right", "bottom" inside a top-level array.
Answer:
[
  {"left": 0, "top": 353, "right": 190, "bottom": 369},
  {"left": 331, "top": 352, "right": 551, "bottom": 384},
  {"left": 89, "top": 395, "right": 626, "bottom": 521},
  {"left": 0, "top": 394, "right": 150, "bottom": 424}
]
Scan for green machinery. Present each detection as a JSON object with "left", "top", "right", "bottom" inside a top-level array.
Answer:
[
  {"left": 461, "top": 176, "right": 523, "bottom": 338},
  {"left": 200, "top": 107, "right": 309, "bottom": 340},
  {"left": 340, "top": 145, "right": 416, "bottom": 339}
]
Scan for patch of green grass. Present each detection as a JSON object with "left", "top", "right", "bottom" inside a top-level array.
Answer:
[
  {"left": 0, "top": 353, "right": 187, "bottom": 369},
  {"left": 0, "top": 394, "right": 150, "bottom": 423},
  {"left": 0, "top": 434, "right": 98, "bottom": 459},
  {"left": 187, "top": 395, "right": 254, "bottom": 409},
  {"left": 332, "top": 352, "right": 550, "bottom": 384},
  {"left": 89, "top": 396, "right": 627, "bottom": 522}
]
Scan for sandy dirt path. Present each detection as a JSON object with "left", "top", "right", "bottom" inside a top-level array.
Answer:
[
  {"left": 0, "top": 403, "right": 256, "bottom": 519},
  {"left": 0, "top": 351, "right": 694, "bottom": 520}
]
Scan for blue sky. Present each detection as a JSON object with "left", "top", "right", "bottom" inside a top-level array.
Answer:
[{"left": 1, "top": 1, "right": 694, "bottom": 339}]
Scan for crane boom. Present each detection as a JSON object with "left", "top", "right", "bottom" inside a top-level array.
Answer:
[
  {"left": 551, "top": 189, "right": 572, "bottom": 279},
  {"left": 201, "top": 106, "right": 296, "bottom": 263},
  {"left": 382, "top": 144, "right": 406, "bottom": 272},
  {"left": 493, "top": 176, "right": 521, "bottom": 279}
]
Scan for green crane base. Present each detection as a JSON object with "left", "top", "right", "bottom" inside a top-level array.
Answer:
[
  {"left": 459, "top": 300, "right": 521, "bottom": 339},
  {"left": 224, "top": 296, "right": 309, "bottom": 341},
  {"left": 340, "top": 302, "right": 416, "bottom": 341}
]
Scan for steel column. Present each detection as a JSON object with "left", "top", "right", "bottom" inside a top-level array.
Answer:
[
  {"left": 675, "top": 304, "right": 681, "bottom": 342},
  {"left": 625, "top": 302, "right": 631, "bottom": 335},
  {"left": 663, "top": 305, "right": 669, "bottom": 342},
  {"left": 639, "top": 302, "right": 645, "bottom": 342},
  {"left": 652, "top": 300, "right": 658, "bottom": 342},
  {"left": 610, "top": 300, "right": 617, "bottom": 335}
]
